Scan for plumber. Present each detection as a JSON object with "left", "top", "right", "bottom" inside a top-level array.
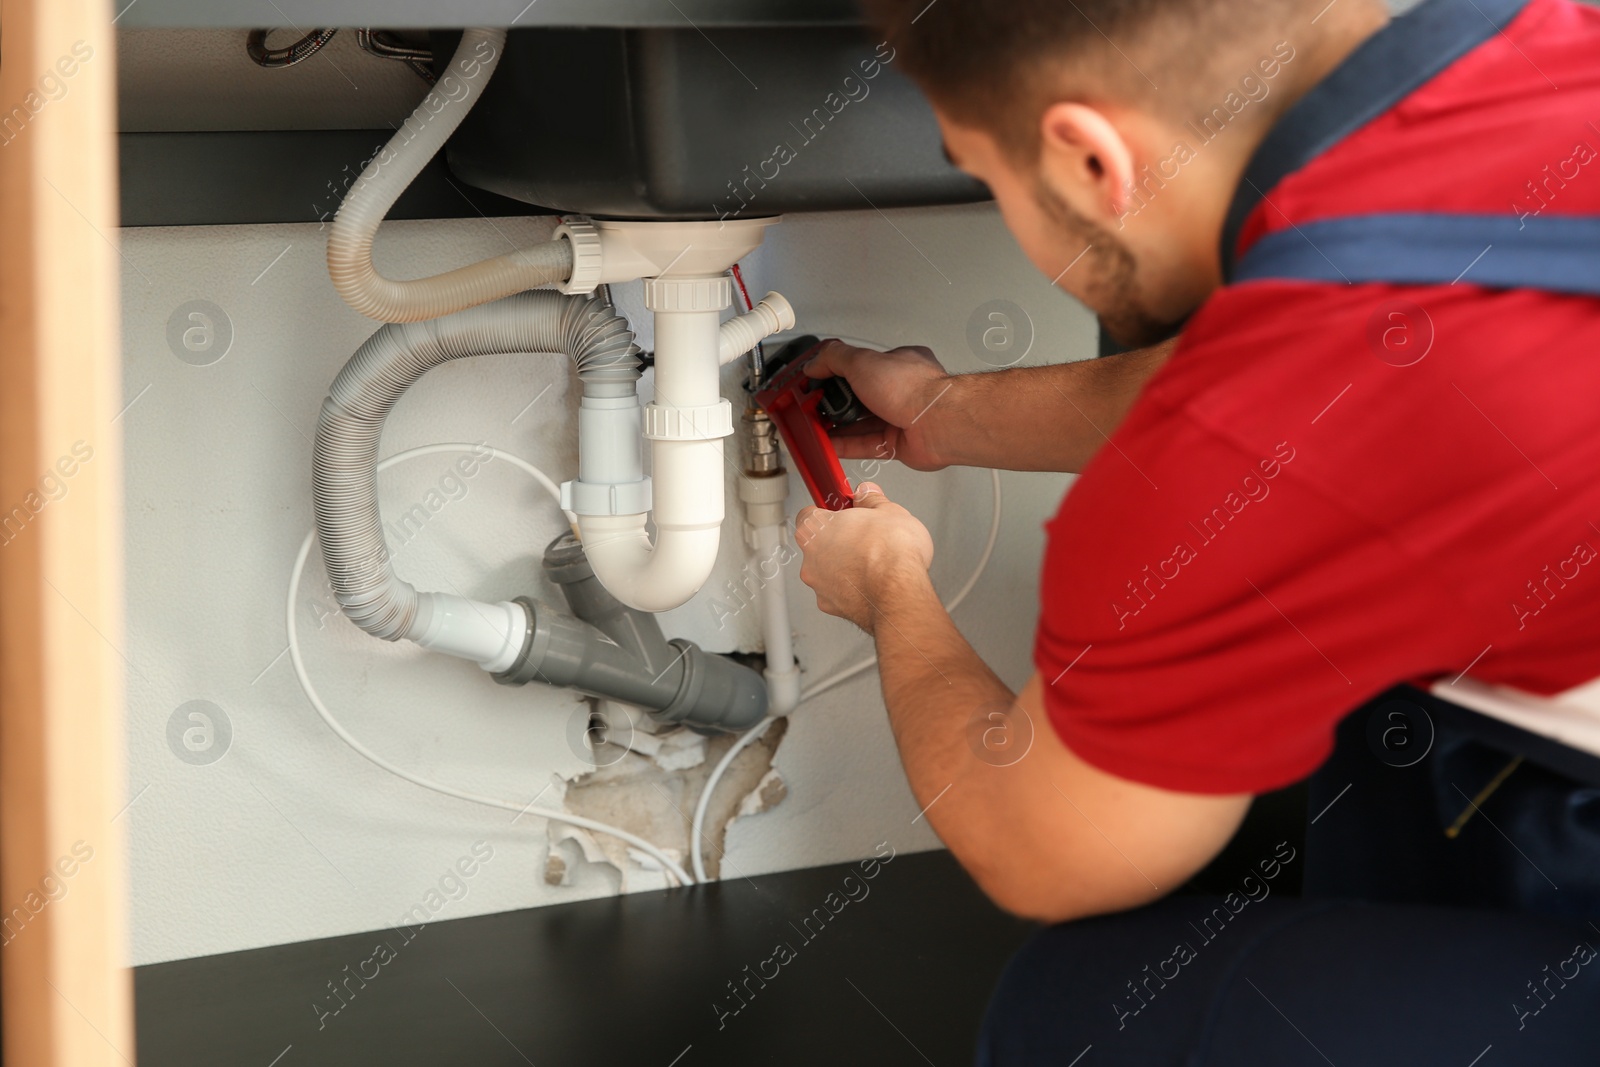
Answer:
[{"left": 794, "top": 0, "right": 1600, "bottom": 1060}]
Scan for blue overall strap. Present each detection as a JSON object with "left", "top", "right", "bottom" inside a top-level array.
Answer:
[
  {"left": 1219, "top": 0, "right": 1529, "bottom": 281},
  {"left": 1232, "top": 213, "right": 1600, "bottom": 295}
]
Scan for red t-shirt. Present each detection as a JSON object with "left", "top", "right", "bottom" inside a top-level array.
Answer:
[{"left": 1035, "top": 0, "right": 1600, "bottom": 795}]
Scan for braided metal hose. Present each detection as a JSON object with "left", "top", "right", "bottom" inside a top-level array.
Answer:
[{"left": 246, "top": 28, "right": 339, "bottom": 68}]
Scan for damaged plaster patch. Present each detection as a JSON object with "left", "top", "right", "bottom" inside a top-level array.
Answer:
[
  {"left": 553, "top": 711, "right": 789, "bottom": 885},
  {"left": 543, "top": 824, "right": 612, "bottom": 889},
  {"left": 735, "top": 767, "right": 788, "bottom": 818}
]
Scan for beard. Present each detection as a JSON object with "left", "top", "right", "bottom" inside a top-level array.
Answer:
[{"left": 1032, "top": 177, "right": 1183, "bottom": 348}]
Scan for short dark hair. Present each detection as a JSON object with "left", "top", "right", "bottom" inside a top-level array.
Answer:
[{"left": 863, "top": 0, "right": 1308, "bottom": 157}]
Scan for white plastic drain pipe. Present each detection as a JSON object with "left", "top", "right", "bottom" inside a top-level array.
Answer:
[
  {"left": 556, "top": 219, "right": 793, "bottom": 614},
  {"left": 571, "top": 274, "right": 794, "bottom": 613}
]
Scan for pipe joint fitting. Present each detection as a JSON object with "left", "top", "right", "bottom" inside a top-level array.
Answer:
[
  {"left": 643, "top": 275, "right": 733, "bottom": 312},
  {"left": 553, "top": 216, "right": 603, "bottom": 295},
  {"left": 643, "top": 399, "right": 734, "bottom": 441},
  {"left": 740, "top": 469, "right": 790, "bottom": 543},
  {"left": 491, "top": 536, "right": 766, "bottom": 732},
  {"left": 560, "top": 477, "right": 653, "bottom": 517},
  {"left": 656, "top": 639, "right": 768, "bottom": 732}
]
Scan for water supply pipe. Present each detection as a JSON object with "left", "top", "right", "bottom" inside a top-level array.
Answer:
[{"left": 740, "top": 408, "right": 801, "bottom": 715}]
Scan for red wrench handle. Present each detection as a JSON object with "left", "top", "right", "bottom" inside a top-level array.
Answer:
[
  {"left": 752, "top": 338, "right": 856, "bottom": 510},
  {"left": 765, "top": 389, "right": 854, "bottom": 510}
]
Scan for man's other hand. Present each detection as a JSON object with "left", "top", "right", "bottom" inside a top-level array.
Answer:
[
  {"left": 805, "top": 340, "right": 953, "bottom": 472},
  {"left": 795, "top": 482, "right": 935, "bottom": 632}
]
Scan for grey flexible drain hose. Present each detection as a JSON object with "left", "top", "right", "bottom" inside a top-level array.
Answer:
[
  {"left": 324, "top": 28, "right": 581, "bottom": 323},
  {"left": 312, "top": 292, "right": 639, "bottom": 644}
]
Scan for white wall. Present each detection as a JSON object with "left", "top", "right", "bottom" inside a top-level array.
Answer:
[{"left": 119, "top": 202, "right": 1091, "bottom": 965}]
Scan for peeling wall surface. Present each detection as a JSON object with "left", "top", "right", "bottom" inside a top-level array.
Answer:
[{"left": 120, "top": 204, "right": 1090, "bottom": 966}]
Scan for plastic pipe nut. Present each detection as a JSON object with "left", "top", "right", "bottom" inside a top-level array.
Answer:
[
  {"left": 643, "top": 399, "right": 734, "bottom": 441},
  {"left": 553, "top": 216, "right": 604, "bottom": 295}
]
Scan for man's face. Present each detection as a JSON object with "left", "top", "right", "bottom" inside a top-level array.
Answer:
[{"left": 936, "top": 108, "right": 1177, "bottom": 347}]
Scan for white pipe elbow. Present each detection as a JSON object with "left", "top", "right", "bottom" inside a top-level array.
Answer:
[
  {"left": 764, "top": 662, "right": 802, "bottom": 717},
  {"left": 576, "top": 515, "right": 722, "bottom": 614},
  {"left": 719, "top": 291, "right": 796, "bottom": 365},
  {"left": 575, "top": 409, "right": 730, "bottom": 613}
]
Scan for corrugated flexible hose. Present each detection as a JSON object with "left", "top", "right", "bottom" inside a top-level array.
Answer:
[
  {"left": 325, "top": 28, "right": 576, "bottom": 322},
  {"left": 312, "top": 292, "right": 639, "bottom": 642}
]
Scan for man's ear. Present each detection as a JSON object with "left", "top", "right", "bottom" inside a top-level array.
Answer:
[{"left": 1038, "top": 102, "right": 1135, "bottom": 221}]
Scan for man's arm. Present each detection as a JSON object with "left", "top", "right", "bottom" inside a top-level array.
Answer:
[
  {"left": 805, "top": 337, "right": 1177, "bottom": 475},
  {"left": 797, "top": 485, "right": 1248, "bottom": 922}
]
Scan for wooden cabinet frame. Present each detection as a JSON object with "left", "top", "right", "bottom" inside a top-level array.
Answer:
[{"left": 0, "top": 1, "right": 134, "bottom": 1064}]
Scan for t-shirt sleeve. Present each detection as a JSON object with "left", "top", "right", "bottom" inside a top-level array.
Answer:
[{"left": 1034, "top": 411, "right": 1461, "bottom": 795}]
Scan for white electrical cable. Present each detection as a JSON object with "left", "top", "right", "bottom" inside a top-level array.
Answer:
[
  {"left": 689, "top": 718, "right": 769, "bottom": 884},
  {"left": 286, "top": 442, "right": 696, "bottom": 887},
  {"left": 689, "top": 467, "right": 1005, "bottom": 881}
]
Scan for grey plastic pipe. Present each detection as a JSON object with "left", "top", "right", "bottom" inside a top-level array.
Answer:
[
  {"left": 492, "top": 533, "right": 766, "bottom": 732},
  {"left": 312, "top": 292, "right": 639, "bottom": 669},
  {"left": 325, "top": 28, "right": 576, "bottom": 322}
]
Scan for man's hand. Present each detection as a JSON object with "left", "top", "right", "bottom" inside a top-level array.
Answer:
[
  {"left": 805, "top": 340, "right": 953, "bottom": 472},
  {"left": 795, "top": 482, "right": 935, "bottom": 632},
  {"left": 796, "top": 486, "right": 1250, "bottom": 924}
]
